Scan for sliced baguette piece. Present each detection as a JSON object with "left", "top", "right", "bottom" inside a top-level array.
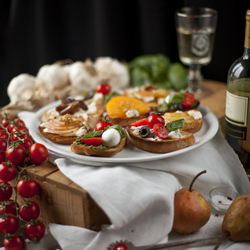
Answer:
[
  {"left": 71, "top": 134, "right": 127, "bottom": 157},
  {"left": 127, "top": 126, "right": 195, "bottom": 153},
  {"left": 38, "top": 126, "right": 78, "bottom": 145},
  {"left": 108, "top": 113, "right": 149, "bottom": 127},
  {"left": 162, "top": 109, "right": 203, "bottom": 134}
]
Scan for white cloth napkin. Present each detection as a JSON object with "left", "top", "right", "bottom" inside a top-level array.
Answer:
[{"left": 9, "top": 111, "right": 250, "bottom": 250}]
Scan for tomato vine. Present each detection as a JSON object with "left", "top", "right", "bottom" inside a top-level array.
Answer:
[{"left": 0, "top": 115, "right": 48, "bottom": 250}]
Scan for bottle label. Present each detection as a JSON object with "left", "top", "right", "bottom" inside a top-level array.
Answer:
[{"left": 192, "top": 31, "right": 210, "bottom": 56}]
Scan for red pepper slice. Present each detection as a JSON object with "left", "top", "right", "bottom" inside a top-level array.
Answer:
[
  {"left": 153, "top": 123, "right": 169, "bottom": 139},
  {"left": 81, "top": 137, "right": 102, "bottom": 146},
  {"left": 130, "top": 118, "right": 148, "bottom": 127},
  {"left": 180, "top": 93, "right": 195, "bottom": 109}
]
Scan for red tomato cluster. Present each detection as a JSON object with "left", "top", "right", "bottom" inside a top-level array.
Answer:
[
  {"left": 131, "top": 113, "right": 169, "bottom": 139},
  {"left": 0, "top": 116, "right": 48, "bottom": 250}
]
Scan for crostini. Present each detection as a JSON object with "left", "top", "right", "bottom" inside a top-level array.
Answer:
[
  {"left": 106, "top": 96, "right": 151, "bottom": 127},
  {"left": 71, "top": 124, "right": 127, "bottom": 157},
  {"left": 126, "top": 111, "right": 201, "bottom": 153}
]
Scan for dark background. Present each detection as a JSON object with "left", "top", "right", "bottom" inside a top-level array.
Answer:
[{"left": 0, "top": 0, "right": 249, "bottom": 107}]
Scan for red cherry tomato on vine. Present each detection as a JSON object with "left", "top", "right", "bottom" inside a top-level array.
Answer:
[
  {"left": 0, "top": 200, "right": 19, "bottom": 216},
  {"left": 21, "top": 137, "right": 33, "bottom": 151},
  {"left": 0, "top": 152, "right": 5, "bottom": 163},
  {"left": 6, "top": 144, "right": 26, "bottom": 165},
  {"left": 81, "top": 137, "right": 102, "bottom": 146},
  {"left": 0, "top": 182, "right": 13, "bottom": 202},
  {"left": 147, "top": 114, "right": 165, "bottom": 129},
  {"left": 19, "top": 201, "right": 40, "bottom": 221},
  {"left": 3, "top": 235, "right": 24, "bottom": 250},
  {"left": 130, "top": 118, "right": 148, "bottom": 127},
  {"left": 0, "top": 139, "right": 7, "bottom": 151},
  {"left": 24, "top": 220, "right": 45, "bottom": 241},
  {"left": 1, "top": 119, "right": 10, "bottom": 129},
  {"left": 0, "top": 131, "right": 9, "bottom": 140},
  {"left": 180, "top": 92, "right": 195, "bottom": 109},
  {"left": 0, "top": 162, "right": 17, "bottom": 182},
  {"left": 29, "top": 143, "right": 48, "bottom": 164},
  {"left": 95, "top": 120, "right": 113, "bottom": 131},
  {"left": 0, "top": 215, "right": 19, "bottom": 234},
  {"left": 12, "top": 126, "right": 29, "bottom": 140},
  {"left": 16, "top": 178, "right": 39, "bottom": 198},
  {"left": 96, "top": 83, "right": 111, "bottom": 95},
  {"left": 153, "top": 123, "right": 169, "bottom": 139}
]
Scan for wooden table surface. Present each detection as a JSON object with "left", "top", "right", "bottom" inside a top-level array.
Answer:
[{"left": 10, "top": 79, "right": 228, "bottom": 231}]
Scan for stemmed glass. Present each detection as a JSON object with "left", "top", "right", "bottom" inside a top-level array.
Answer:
[{"left": 175, "top": 7, "right": 218, "bottom": 94}]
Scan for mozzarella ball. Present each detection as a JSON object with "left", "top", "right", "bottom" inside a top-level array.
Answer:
[{"left": 102, "top": 128, "right": 121, "bottom": 147}]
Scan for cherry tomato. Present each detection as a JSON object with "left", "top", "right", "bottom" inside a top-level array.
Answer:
[
  {"left": 12, "top": 126, "right": 29, "bottom": 140},
  {"left": 1, "top": 119, "right": 10, "bottom": 129},
  {"left": 16, "top": 178, "right": 39, "bottom": 198},
  {"left": 153, "top": 123, "right": 169, "bottom": 139},
  {"left": 0, "top": 200, "right": 19, "bottom": 216},
  {"left": 0, "top": 215, "right": 19, "bottom": 234},
  {"left": 14, "top": 119, "right": 25, "bottom": 127},
  {"left": 95, "top": 121, "right": 112, "bottom": 131},
  {"left": 0, "top": 182, "right": 13, "bottom": 202},
  {"left": 3, "top": 235, "right": 24, "bottom": 250},
  {"left": 29, "top": 143, "right": 48, "bottom": 164},
  {"left": 0, "top": 139, "right": 7, "bottom": 151},
  {"left": 180, "top": 93, "right": 195, "bottom": 109},
  {"left": 0, "top": 131, "right": 9, "bottom": 140},
  {"left": 0, "top": 152, "right": 5, "bottom": 163},
  {"left": 21, "top": 137, "right": 33, "bottom": 151},
  {"left": 96, "top": 83, "right": 111, "bottom": 95},
  {"left": 147, "top": 114, "right": 165, "bottom": 129},
  {"left": 24, "top": 220, "right": 45, "bottom": 241},
  {"left": 19, "top": 201, "right": 40, "bottom": 221},
  {"left": 6, "top": 145, "right": 26, "bottom": 165},
  {"left": 0, "top": 162, "right": 17, "bottom": 182},
  {"left": 130, "top": 118, "right": 148, "bottom": 127},
  {"left": 81, "top": 137, "right": 102, "bottom": 146}
]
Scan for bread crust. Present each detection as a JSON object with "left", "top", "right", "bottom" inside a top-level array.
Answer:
[
  {"left": 127, "top": 127, "right": 195, "bottom": 153},
  {"left": 38, "top": 126, "right": 77, "bottom": 145},
  {"left": 108, "top": 113, "right": 149, "bottom": 127},
  {"left": 71, "top": 136, "right": 127, "bottom": 157}
]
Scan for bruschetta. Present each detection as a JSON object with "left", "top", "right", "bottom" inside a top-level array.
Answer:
[{"left": 71, "top": 125, "right": 127, "bottom": 157}]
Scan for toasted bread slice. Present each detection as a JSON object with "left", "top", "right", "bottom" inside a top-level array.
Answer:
[
  {"left": 39, "top": 126, "right": 78, "bottom": 145},
  {"left": 127, "top": 126, "right": 195, "bottom": 153},
  {"left": 162, "top": 110, "right": 203, "bottom": 134},
  {"left": 71, "top": 136, "right": 127, "bottom": 157}
]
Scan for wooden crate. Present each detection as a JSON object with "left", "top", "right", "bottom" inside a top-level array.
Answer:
[{"left": 10, "top": 161, "right": 110, "bottom": 231}]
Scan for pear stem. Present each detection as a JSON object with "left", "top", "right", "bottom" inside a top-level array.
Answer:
[
  {"left": 188, "top": 170, "right": 207, "bottom": 192},
  {"left": 214, "top": 232, "right": 230, "bottom": 250}
]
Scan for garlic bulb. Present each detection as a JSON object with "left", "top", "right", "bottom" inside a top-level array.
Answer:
[
  {"left": 7, "top": 73, "right": 36, "bottom": 108},
  {"left": 36, "top": 64, "right": 69, "bottom": 94},
  {"left": 69, "top": 60, "right": 98, "bottom": 94},
  {"left": 94, "top": 57, "right": 129, "bottom": 91}
]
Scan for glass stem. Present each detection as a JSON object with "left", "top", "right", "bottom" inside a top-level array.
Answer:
[{"left": 187, "top": 64, "right": 202, "bottom": 94}]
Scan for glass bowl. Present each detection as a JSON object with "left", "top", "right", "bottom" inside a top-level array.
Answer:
[{"left": 209, "top": 187, "right": 240, "bottom": 212}]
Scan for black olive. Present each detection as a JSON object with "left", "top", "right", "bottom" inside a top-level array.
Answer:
[
  {"left": 173, "top": 103, "right": 184, "bottom": 111},
  {"left": 139, "top": 126, "right": 150, "bottom": 138}
]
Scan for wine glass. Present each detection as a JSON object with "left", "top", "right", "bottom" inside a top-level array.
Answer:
[{"left": 175, "top": 7, "right": 218, "bottom": 94}]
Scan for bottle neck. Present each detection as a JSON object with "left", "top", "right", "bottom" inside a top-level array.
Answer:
[{"left": 244, "top": 10, "right": 250, "bottom": 49}]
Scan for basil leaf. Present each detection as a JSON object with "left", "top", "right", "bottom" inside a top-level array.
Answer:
[
  {"left": 158, "top": 102, "right": 169, "bottom": 113},
  {"left": 105, "top": 91, "right": 119, "bottom": 103},
  {"left": 167, "top": 93, "right": 185, "bottom": 107},
  {"left": 82, "top": 130, "right": 103, "bottom": 138},
  {"left": 108, "top": 125, "right": 126, "bottom": 138},
  {"left": 179, "top": 89, "right": 188, "bottom": 95},
  {"left": 166, "top": 119, "right": 184, "bottom": 132}
]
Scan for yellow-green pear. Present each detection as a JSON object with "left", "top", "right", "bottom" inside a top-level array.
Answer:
[
  {"left": 173, "top": 170, "right": 211, "bottom": 234},
  {"left": 222, "top": 194, "right": 250, "bottom": 242}
]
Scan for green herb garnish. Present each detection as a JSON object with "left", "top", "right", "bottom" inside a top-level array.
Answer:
[{"left": 166, "top": 119, "right": 184, "bottom": 132}]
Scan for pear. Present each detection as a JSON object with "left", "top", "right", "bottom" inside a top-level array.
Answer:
[
  {"left": 173, "top": 170, "right": 211, "bottom": 234},
  {"left": 222, "top": 194, "right": 250, "bottom": 242}
]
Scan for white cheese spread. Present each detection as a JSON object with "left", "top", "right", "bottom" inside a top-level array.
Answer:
[
  {"left": 187, "top": 110, "right": 202, "bottom": 120},
  {"left": 126, "top": 109, "right": 139, "bottom": 118}
]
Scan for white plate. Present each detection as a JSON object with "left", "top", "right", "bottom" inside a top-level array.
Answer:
[{"left": 29, "top": 101, "right": 219, "bottom": 166}]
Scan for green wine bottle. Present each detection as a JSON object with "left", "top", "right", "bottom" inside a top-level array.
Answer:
[{"left": 225, "top": 9, "right": 250, "bottom": 170}]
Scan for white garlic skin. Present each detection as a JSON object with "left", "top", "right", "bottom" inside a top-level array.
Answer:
[
  {"left": 102, "top": 128, "right": 121, "bottom": 147},
  {"left": 7, "top": 73, "right": 36, "bottom": 104}
]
